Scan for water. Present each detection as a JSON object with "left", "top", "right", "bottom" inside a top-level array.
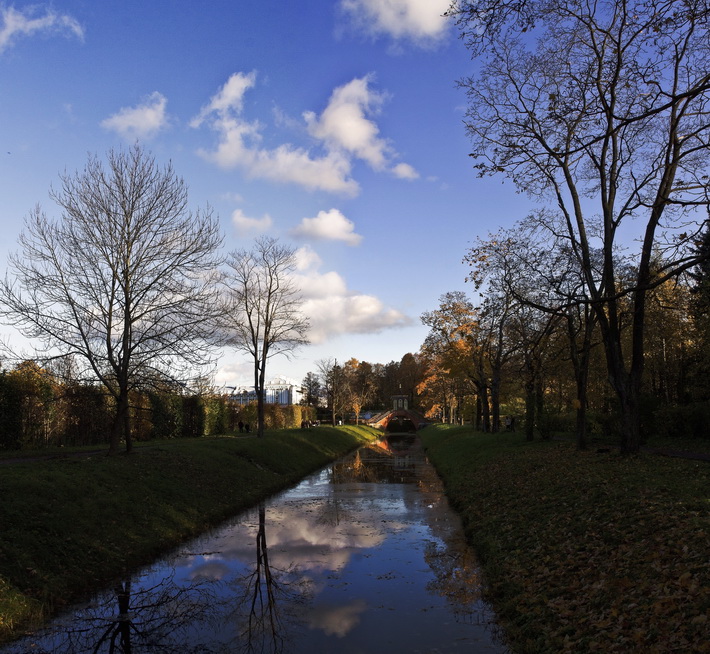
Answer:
[{"left": 3, "top": 435, "right": 508, "bottom": 653}]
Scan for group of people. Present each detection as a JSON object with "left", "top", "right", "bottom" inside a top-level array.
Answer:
[{"left": 237, "top": 421, "right": 251, "bottom": 433}]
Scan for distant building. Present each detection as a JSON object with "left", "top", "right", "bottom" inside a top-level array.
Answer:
[
  {"left": 392, "top": 394, "right": 409, "bottom": 410},
  {"left": 229, "top": 377, "right": 303, "bottom": 406}
]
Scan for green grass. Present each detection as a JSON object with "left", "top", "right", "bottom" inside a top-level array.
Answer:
[
  {"left": 420, "top": 424, "right": 710, "bottom": 653},
  {"left": 0, "top": 426, "right": 380, "bottom": 643}
]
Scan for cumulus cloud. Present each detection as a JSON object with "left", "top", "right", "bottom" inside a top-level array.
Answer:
[
  {"left": 340, "top": 0, "right": 450, "bottom": 45},
  {"left": 291, "top": 209, "right": 363, "bottom": 246},
  {"left": 100, "top": 92, "right": 168, "bottom": 140},
  {"left": 293, "top": 244, "right": 323, "bottom": 272},
  {"left": 391, "top": 162, "right": 419, "bottom": 180},
  {"left": 0, "top": 5, "right": 83, "bottom": 54},
  {"left": 304, "top": 76, "right": 418, "bottom": 178},
  {"left": 231, "top": 208, "right": 273, "bottom": 236},
  {"left": 304, "top": 76, "right": 390, "bottom": 170},
  {"left": 190, "top": 71, "right": 257, "bottom": 128},
  {"left": 191, "top": 72, "right": 358, "bottom": 195},
  {"left": 191, "top": 72, "right": 417, "bottom": 194},
  {"left": 292, "top": 247, "right": 411, "bottom": 344}
]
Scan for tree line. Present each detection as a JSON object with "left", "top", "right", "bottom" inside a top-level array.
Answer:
[
  {"left": 300, "top": 354, "right": 425, "bottom": 425},
  {"left": 0, "top": 359, "right": 316, "bottom": 451},
  {"left": 313, "top": 0, "right": 710, "bottom": 454},
  {"left": 0, "top": 145, "right": 308, "bottom": 452},
  {"left": 432, "top": 0, "right": 710, "bottom": 453},
  {"left": 3, "top": 1, "right": 709, "bottom": 456}
]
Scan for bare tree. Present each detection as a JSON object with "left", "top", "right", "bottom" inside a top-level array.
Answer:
[
  {"left": 223, "top": 237, "right": 309, "bottom": 438},
  {"left": 452, "top": 0, "right": 710, "bottom": 453},
  {"left": 465, "top": 220, "right": 600, "bottom": 448},
  {"left": 0, "top": 145, "right": 223, "bottom": 454}
]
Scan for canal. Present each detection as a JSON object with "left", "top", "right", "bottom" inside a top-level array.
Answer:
[{"left": 3, "top": 434, "right": 508, "bottom": 653}]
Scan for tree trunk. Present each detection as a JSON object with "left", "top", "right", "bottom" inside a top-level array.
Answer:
[
  {"left": 617, "top": 378, "right": 643, "bottom": 455},
  {"left": 123, "top": 395, "right": 132, "bottom": 454},
  {"left": 524, "top": 379, "right": 535, "bottom": 442},
  {"left": 109, "top": 387, "right": 130, "bottom": 455},
  {"left": 480, "top": 384, "right": 491, "bottom": 432},
  {"left": 567, "top": 308, "right": 593, "bottom": 451},
  {"left": 535, "top": 375, "right": 548, "bottom": 440},
  {"left": 256, "top": 365, "right": 266, "bottom": 438},
  {"left": 490, "top": 371, "right": 501, "bottom": 432}
]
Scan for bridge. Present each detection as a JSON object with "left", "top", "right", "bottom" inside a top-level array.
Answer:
[{"left": 368, "top": 408, "right": 428, "bottom": 432}]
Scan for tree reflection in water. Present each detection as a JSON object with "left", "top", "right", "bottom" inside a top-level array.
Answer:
[
  {"left": 2, "top": 570, "right": 225, "bottom": 653},
  {"left": 424, "top": 540, "right": 497, "bottom": 627},
  {"left": 227, "top": 502, "right": 312, "bottom": 654}
]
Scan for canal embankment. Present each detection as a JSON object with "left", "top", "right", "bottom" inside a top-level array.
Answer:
[
  {"left": 420, "top": 424, "right": 710, "bottom": 653},
  {"left": 0, "top": 425, "right": 379, "bottom": 644}
]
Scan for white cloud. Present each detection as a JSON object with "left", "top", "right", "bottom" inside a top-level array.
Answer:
[
  {"left": 190, "top": 71, "right": 256, "bottom": 128},
  {"left": 302, "top": 293, "right": 412, "bottom": 344},
  {"left": 304, "top": 76, "right": 390, "bottom": 170},
  {"left": 212, "top": 360, "right": 254, "bottom": 388},
  {"left": 340, "top": 0, "right": 450, "bottom": 45},
  {"left": 192, "top": 72, "right": 417, "bottom": 194},
  {"left": 294, "top": 245, "right": 323, "bottom": 272},
  {"left": 307, "top": 600, "right": 367, "bottom": 638},
  {"left": 100, "top": 92, "right": 168, "bottom": 140},
  {"left": 391, "top": 162, "right": 419, "bottom": 180},
  {"left": 0, "top": 5, "right": 83, "bottom": 54},
  {"left": 292, "top": 253, "right": 411, "bottom": 344},
  {"left": 191, "top": 73, "right": 359, "bottom": 195},
  {"left": 305, "top": 76, "right": 418, "bottom": 179},
  {"left": 291, "top": 209, "right": 363, "bottom": 246},
  {"left": 231, "top": 208, "right": 273, "bottom": 236}
]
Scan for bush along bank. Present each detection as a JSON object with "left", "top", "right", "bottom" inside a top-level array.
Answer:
[
  {"left": 0, "top": 425, "right": 380, "bottom": 644},
  {"left": 419, "top": 424, "right": 709, "bottom": 654}
]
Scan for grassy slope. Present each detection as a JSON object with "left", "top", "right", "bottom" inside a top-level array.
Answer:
[
  {"left": 0, "top": 425, "right": 379, "bottom": 643},
  {"left": 420, "top": 424, "right": 709, "bottom": 654}
]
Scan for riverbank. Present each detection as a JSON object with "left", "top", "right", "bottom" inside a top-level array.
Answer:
[
  {"left": 420, "top": 424, "right": 710, "bottom": 653},
  {"left": 0, "top": 425, "right": 379, "bottom": 644}
]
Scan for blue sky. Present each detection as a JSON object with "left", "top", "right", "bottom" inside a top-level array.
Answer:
[{"left": 0, "top": 0, "right": 531, "bottom": 388}]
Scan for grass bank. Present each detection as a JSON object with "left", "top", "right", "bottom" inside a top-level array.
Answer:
[
  {"left": 420, "top": 424, "right": 709, "bottom": 654},
  {"left": 0, "top": 425, "right": 379, "bottom": 644}
]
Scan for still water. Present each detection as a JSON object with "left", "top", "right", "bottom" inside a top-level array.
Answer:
[{"left": 3, "top": 435, "right": 507, "bottom": 653}]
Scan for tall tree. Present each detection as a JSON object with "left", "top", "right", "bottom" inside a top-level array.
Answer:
[
  {"left": 465, "top": 220, "right": 600, "bottom": 448},
  {"left": 0, "top": 145, "right": 223, "bottom": 453},
  {"left": 301, "top": 371, "right": 322, "bottom": 408},
  {"left": 223, "top": 237, "right": 309, "bottom": 438},
  {"left": 421, "top": 292, "right": 492, "bottom": 428},
  {"left": 342, "top": 358, "right": 376, "bottom": 424},
  {"left": 689, "top": 219, "right": 710, "bottom": 398},
  {"left": 452, "top": 0, "right": 710, "bottom": 453}
]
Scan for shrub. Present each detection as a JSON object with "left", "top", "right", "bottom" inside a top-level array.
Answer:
[{"left": 651, "top": 401, "right": 710, "bottom": 440}]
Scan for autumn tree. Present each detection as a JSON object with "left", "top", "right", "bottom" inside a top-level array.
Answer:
[
  {"left": 689, "top": 220, "right": 710, "bottom": 398},
  {"left": 466, "top": 220, "right": 600, "bottom": 447},
  {"left": 222, "top": 237, "right": 309, "bottom": 438},
  {"left": 421, "top": 292, "right": 490, "bottom": 427},
  {"left": 644, "top": 273, "right": 694, "bottom": 404},
  {"left": 452, "top": 0, "right": 710, "bottom": 453},
  {"left": 342, "top": 358, "right": 376, "bottom": 424},
  {"left": 0, "top": 145, "right": 223, "bottom": 454}
]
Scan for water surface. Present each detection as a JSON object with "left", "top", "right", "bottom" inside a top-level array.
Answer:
[{"left": 3, "top": 434, "right": 507, "bottom": 653}]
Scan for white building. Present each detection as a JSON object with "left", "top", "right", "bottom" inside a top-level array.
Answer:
[{"left": 228, "top": 377, "right": 303, "bottom": 406}]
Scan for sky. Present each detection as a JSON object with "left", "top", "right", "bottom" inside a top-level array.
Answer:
[{"left": 0, "top": 0, "right": 532, "bottom": 389}]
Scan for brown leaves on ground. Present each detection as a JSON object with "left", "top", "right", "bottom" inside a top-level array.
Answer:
[{"left": 426, "top": 432, "right": 710, "bottom": 653}]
